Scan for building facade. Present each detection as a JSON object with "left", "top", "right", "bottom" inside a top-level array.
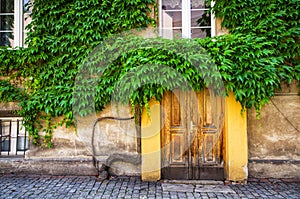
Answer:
[{"left": 0, "top": 0, "right": 299, "bottom": 181}]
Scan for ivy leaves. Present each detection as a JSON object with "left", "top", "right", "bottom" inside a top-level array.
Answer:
[
  {"left": 0, "top": 80, "right": 25, "bottom": 102},
  {"left": 198, "top": 34, "right": 285, "bottom": 111},
  {"left": 75, "top": 36, "right": 221, "bottom": 117},
  {"left": 211, "top": 0, "right": 300, "bottom": 82},
  {"left": 2, "top": 0, "right": 156, "bottom": 146}
]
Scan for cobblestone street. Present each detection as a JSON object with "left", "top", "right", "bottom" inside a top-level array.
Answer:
[{"left": 0, "top": 174, "right": 299, "bottom": 199}]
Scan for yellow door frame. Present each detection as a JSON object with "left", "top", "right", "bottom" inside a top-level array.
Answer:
[{"left": 141, "top": 92, "right": 248, "bottom": 181}]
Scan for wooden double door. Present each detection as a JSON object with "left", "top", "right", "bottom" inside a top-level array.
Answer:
[{"left": 161, "top": 89, "right": 225, "bottom": 180}]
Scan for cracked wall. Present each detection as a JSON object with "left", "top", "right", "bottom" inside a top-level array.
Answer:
[{"left": 247, "top": 80, "right": 300, "bottom": 178}]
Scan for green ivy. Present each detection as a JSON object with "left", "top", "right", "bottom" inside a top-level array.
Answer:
[
  {"left": 210, "top": 0, "right": 300, "bottom": 112},
  {"left": 0, "top": 80, "right": 25, "bottom": 102},
  {"left": 211, "top": 0, "right": 300, "bottom": 82},
  {"left": 1, "top": 0, "right": 156, "bottom": 146},
  {"left": 0, "top": 0, "right": 299, "bottom": 146}
]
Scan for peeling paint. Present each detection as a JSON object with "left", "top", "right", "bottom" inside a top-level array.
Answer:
[
  {"left": 263, "top": 134, "right": 296, "bottom": 143},
  {"left": 242, "top": 164, "right": 248, "bottom": 177}
]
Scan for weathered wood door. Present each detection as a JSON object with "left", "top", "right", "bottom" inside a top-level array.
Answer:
[{"left": 161, "top": 89, "right": 224, "bottom": 180}]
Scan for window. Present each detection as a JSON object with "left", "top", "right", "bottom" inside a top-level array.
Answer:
[
  {"left": 0, "top": 117, "right": 29, "bottom": 156},
  {"left": 159, "top": 0, "right": 215, "bottom": 39},
  {"left": 0, "top": 0, "right": 32, "bottom": 47}
]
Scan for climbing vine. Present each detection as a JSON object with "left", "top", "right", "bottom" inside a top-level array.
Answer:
[
  {"left": 0, "top": 0, "right": 299, "bottom": 146},
  {"left": 210, "top": 0, "right": 300, "bottom": 99}
]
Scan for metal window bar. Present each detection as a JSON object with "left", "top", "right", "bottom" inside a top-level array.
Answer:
[{"left": 0, "top": 119, "right": 29, "bottom": 156}]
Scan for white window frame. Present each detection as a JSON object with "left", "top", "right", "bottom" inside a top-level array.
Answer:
[
  {"left": 159, "top": 0, "right": 215, "bottom": 39},
  {"left": 0, "top": 0, "right": 29, "bottom": 47},
  {"left": 14, "top": 0, "right": 23, "bottom": 47}
]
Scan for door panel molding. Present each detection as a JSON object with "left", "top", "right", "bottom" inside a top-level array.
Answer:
[{"left": 161, "top": 89, "right": 224, "bottom": 180}]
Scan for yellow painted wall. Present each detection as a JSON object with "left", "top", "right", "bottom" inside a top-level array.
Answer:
[
  {"left": 224, "top": 92, "right": 248, "bottom": 181},
  {"left": 141, "top": 100, "right": 161, "bottom": 181},
  {"left": 215, "top": 14, "right": 248, "bottom": 182}
]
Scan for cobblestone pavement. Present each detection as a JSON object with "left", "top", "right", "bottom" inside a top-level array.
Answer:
[{"left": 0, "top": 174, "right": 299, "bottom": 199}]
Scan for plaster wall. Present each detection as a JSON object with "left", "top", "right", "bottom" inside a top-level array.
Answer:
[
  {"left": 0, "top": 103, "right": 140, "bottom": 176},
  {"left": 247, "top": 80, "right": 300, "bottom": 178},
  {"left": 26, "top": 103, "right": 138, "bottom": 157}
]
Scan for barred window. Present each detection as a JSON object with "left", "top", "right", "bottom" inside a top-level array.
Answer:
[{"left": 0, "top": 118, "right": 29, "bottom": 156}]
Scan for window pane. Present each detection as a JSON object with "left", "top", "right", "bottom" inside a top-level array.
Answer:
[
  {"left": 162, "top": 0, "right": 182, "bottom": 10},
  {"left": 17, "top": 120, "right": 28, "bottom": 151},
  {"left": 17, "top": 136, "right": 29, "bottom": 151},
  {"left": 172, "top": 29, "right": 182, "bottom": 38},
  {"left": 1, "top": 139, "right": 10, "bottom": 151},
  {"left": 23, "top": 13, "right": 31, "bottom": 30},
  {"left": 23, "top": 13, "right": 30, "bottom": 46},
  {"left": 191, "top": 28, "right": 210, "bottom": 38},
  {"left": 162, "top": 11, "right": 182, "bottom": 28},
  {"left": 0, "top": 15, "right": 13, "bottom": 30},
  {"left": 0, "top": 32, "right": 14, "bottom": 46},
  {"left": 23, "top": 0, "right": 33, "bottom": 46},
  {"left": 23, "top": 0, "right": 33, "bottom": 13},
  {"left": 191, "top": 0, "right": 210, "bottom": 9},
  {"left": 0, "top": 0, "right": 14, "bottom": 13},
  {"left": 191, "top": 10, "right": 211, "bottom": 27},
  {"left": 23, "top": 0, "right": 29, "bottom": 8}
]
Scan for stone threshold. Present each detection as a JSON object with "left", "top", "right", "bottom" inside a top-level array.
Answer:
[
  {"left": 161, "top": 183, "right": 236, "bottom": 194},
  {"left": 162, "top": 179, "right": 224, "bottom": 185}
]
